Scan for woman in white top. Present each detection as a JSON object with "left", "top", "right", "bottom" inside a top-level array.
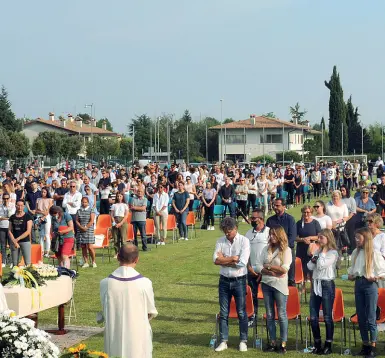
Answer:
[
  {"left": 235, "top": 178, "right": 248, "bottom": 220},
  {"left": 256, "top": 225, "right": 292, "bottom": 353},
  {"left": 267, "top": 172, "right": 277, "bottom": 212},
  {"left": 307, "top": 229, "right": 338, "bottom": 355},
  {"left": 35, "top": 187, "right": 54, "bottom": 257},
  {"left": 367, "top": 213, "right": 385, "bottom": 260},
  {"left": 247, "top": 173, "right": 258, "bottom": 215},
  {"left": 312, "top": 200, "right": 332, "bottom": 230},
  {"left": 184, "top": 176, "right": 196, "bottom": 211},
  {"left": 340, "top": 185, "right": 358, "bottom": 255},
  {"left": 2, "top": 183, "right": 16, "bottom": 211},
  {"left": 257, "top": 169, "right": 268, "bottom": 217},
  {"left": 110, "top": 193, "right": 129, "bottom": 256},
  {"left": 0, "top": 194, "right": 15, "bottom": 268},
  {"left": 348, "top": 228, "right": 385, "bottom": 357}
]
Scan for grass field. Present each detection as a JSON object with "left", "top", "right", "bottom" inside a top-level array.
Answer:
[{"left": 5, "top": 198, "right": 367, "bottom": 357}]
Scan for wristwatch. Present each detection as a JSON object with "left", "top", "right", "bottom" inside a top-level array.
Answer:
[{"left": 267, "top": 265, "right": 271, "bottom": 271}]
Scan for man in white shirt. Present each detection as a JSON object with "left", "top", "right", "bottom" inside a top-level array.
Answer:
[
  {"left": 376, "top": 156, "right": 384, "bottom": 168},
  {"left": 80, "top": 175, "right": 99, "bottom": 196},
  {"left": 245, "top": 208, "right": 269, "bottom": 325},
  {"left": 63, "top": 180, "right": 82, "bottom": 241},
  {"left": 326, "top": 164, "right": 336, "bottom": 193},
  {"left": 214, "top": 167, "right": 224, "bottom": 186},
  {"left": 213, "top": 217, "right": 250, "bottom": 352},
  {"left": 152, "top": 184, "right": 169, "bottom": 245}
]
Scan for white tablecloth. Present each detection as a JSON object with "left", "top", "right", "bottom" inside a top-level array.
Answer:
[{"left": 3, "top": 276, "right": 73, "bottom": 317}]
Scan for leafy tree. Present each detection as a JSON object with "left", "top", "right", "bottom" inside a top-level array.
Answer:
[
  {"left": 262, "top": 112, "right": 276, "bottom": 118},
  {"left": 60, "top": 136, "right": 83, "bottom": 159},
  {"left": 32, "top": 138, "right": 46, "bottom": 156},
  {"left": 8, "top": 132, "right": 30, "bottom": 158},
  {"left": 0, "top": 86, "right": 18, "bottom": 131},
  {"left": 77, "top": 113, "right": 92, "bottom": 124},
  {"left": 181, "top": 110, "right": 192, "bottom": 123},
  {"left": 324, "top": 66, "right": 347, "bottom": 154},
  {"left": 0, "top": 130, "right": 12, "bottom": 157},
  {"left": 223, "top": 118, "right": 234, "bottom": 124},
  {"left": 276, "top": 151, "right": 302, "bottom": 162},
  {"left": 129, "top": 114, "right": 152, "bottom": 158},
  {"left": 250, "top": 155, "right": 275, "bottom": 163},
  {"left": 36, "top": 132, "right": 64, "bottom": 158},
  {"left": 96, "top": 117, "right": 113, "bottom": 131},
  {"left": 289, "top": 102, "right": 307, "bottom": 125},
  {"left": 85, "top": 136, "right": 105, "bottom": 158},
  {"left": 119, "top": 137, "right": 132, "bottom": 159},
  {"left": 194, "top": 117, "right": 219, "bottom": 162},
  {"left": 104, "top": 138, "right": 120, "bottom": 157}
]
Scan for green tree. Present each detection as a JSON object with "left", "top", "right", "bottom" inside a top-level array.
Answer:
[
  {"left": 251, "top": 155, "right": 275, "bottom": 163},
  {"left": 77, "top": 113, "right": 92, "bottom": 124},
  {"left": 193, "top": 117, "right": 220, "bottom": 162},
  {"left": 119, "top": 137, "right": 132, "bottom": 159},
  {"left": 37, "top": 132, "right": 64, "bottom": 158},
  {"left": 8, "top": 132, "right": 30, "bottom": 158},
  {"left": 324, "top": 66, "right": 347, "bottom": 154},
  {"left": 0, "top": 130, "right": 12, "bottom": 157},
  {"left": 289, "top": 102, "right": 307, "bottom": 125},
  {"left": 96, "top": 117, "right": 113, "bottom": 131},
  {"left": 262, "top": 112, "right": 276, "bottom": 118},
  {"left": 104, "top": 138, "right": 120, "bottom": 157},
  {"left": 130, "top": 114, "right": 152, "bottom": 158},
  {"left": 181, "top": 109, "right": 192, "bottom": 123},
  {"left": 0, "top": 86, "right": 18, "bottom": 131},
  {"left": 223, "top": 118, "right": 234, "bottom": 124},
  {"left": 86, "top": 136, "right": 105, "bottom": 159},
  {"left": 32, "top": 137, "right": 46, "bottom": 156},
  {"left": 276, "top": 151, "right": 301, "bottom": 162},
  {"left": 60, "top": 136, "right": 83, "bottom": 159}
]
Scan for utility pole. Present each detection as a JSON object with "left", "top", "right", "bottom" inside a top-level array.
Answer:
[
  {"left": 205, "top": 125, "right": 208, "bottom": 163},
  {"left": 187, "top": 124, "right": 189, "bottom": 164},
  {"left": 321, "top": 121, "right": 324, "bottom": 158},
  {"left": 132, "top": 125, "right": 135, "bottom": 165}
]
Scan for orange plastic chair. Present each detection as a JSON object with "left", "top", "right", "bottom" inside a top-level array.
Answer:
[
  {"left": 94, "top": 214, "right": 112, "bottom": 261},
  {"left": 349, "top": 288, "right": 385, "bottom": 349},
  {"left": 215, "top": 285, "right": 257, "bottom": 348},
  {"left": 167, "top": 215, "right": 178, "bottom": 243},
  {"left": 146, "top": 219, "right": 155, "bottom": 244},
  {"left": 50, "top": 248, "right": 78, "bottom": 271},
  {"left": 31, "top": 244, "right": 43, "bottom": 264},
  {"left": 295, "top": 257, "right": 306, "bottom": 302},
  {"left": 127, "top": 224, "right": 134, "bottom": 241},
  {"left": 306, "top": 288, "right": 345, "bottom": 354},
  {"left": 257, "top": 284, "right": 264, "bottom": 299},
  {"left": 186, "top": 211, "right": 196, "bottom": 239},
  {"left": 126, "top": 212, "right": 132, "bottom": 224},
  {"left": 94, "top": 227, "right": 111, "bottom": 263},
  {"left": 262, "top": 286, "right": 303, "bottom": 350}
]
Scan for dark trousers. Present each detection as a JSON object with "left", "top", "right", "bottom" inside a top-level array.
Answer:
[
  {"left": 286, "top": 186, "right": 294, "bottom": 205},
  {"left": 218, "top": 275, "right": 248, "bottom": 342},
  {"left": 313, "top": 183, "right": 321, "bottom": 198},
  {"left": 204, "top": 204, "right": 214, "bottom": 226},
  {"left": 247, "top": 273, "right": 260, "bottom": 317},
  {"left": 355, "top": 277, "right": 378, "bottom": 343},
  {"left": 237, "top": 200, "right": 247, "bottom": 219},
  {"left": 132, "top": 221, "right": 147, "bottom": 250},
  {"left": 247, "top": 194, "right": 257, "bottom": 215},
  {"left": 0, "top": 228, "right": 9, "bottom": 264},
  {"left": 344, "top": 177, "right": 352, "bottom": 190},
  {"left": 310, "top": 280, "right": 335, "bottom": 342},
  {"left": 100, "top": 199, "right": 110, "bottom": 214}
]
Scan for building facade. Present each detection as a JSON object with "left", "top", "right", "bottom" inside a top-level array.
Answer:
[{"left": 210, "top": 115, "right": 320, "bottom": 162}]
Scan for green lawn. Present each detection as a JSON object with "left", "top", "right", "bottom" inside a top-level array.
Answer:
[{"left": 9, "top": 198, "right": 365, "bottom": 357}]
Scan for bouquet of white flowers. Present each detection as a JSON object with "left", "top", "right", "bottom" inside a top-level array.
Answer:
[
  {"left": 0, "top": 311, "right": 60, "bottom": 358},
  {"left": 32, "top": 264, "right": 59, "bottom": 279}
]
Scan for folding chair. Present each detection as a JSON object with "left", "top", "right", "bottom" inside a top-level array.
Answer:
[
  {"left": 192, "top": 199, "right": 201, "bottom": 213},
  {"left": 257, "top": 284, "right": 264, "bottom": 299},
  {"left": 66, "top": 278, "right": 77, "bottom": 324},
  {"left": 93, "top": 228, "right": 111, "bottom": 263},
  {"left": 50, "top": 248, "right": 78, "bottom": 271},
  {"left": 279, "top": 191, "right": 288, "bottom": 200},
  {"left": 213, "top": 205, "right": 225, "bottom": 224},
  {"left": 216, "top": 196, "right": 222, "bottom": 205},
  {"left": 31, "top": 244, "right": 43, "bottom": 264},
  {"left": 306, "top": 288, "right": 346, "bottom": 355},
  {"left": 215, "top": 285, "right": 257, "bottom": 349},
  {"left": 295, "top": 257, "right": 307, "bottom": 302},
  {"left": 262, "top": 286, "right": 303, "bottom": 351},
  {"left": 349, "top": 288, "right": 385, "bottom": 349},
  {"left": 94, "top": 214, "right": 112, "bottom": 262},
  {"left": 186, "top": 211, "right": 196, "bottom": 239},
  {"left": 167, "top": 215, "right": 178, "bottom": 243},
  {"left": 146, "top": 218, "right": 155, "bottom": 244}
]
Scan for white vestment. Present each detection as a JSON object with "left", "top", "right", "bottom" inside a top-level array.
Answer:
[
  {"left": 100, "top": 266, "right": 158, "bottom": 358},
  {"left": 0, "top": 283, "right": 8, "bottom": 312}
]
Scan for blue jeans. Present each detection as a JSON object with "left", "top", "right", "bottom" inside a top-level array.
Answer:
[
  {"left": 262, "top": 283, "right": 288, "bottom": 342},
  {"left": 218, "top": 275, "right": 248, "bottom": 342},
  {"left": 132, "top": 221, "right": 147, "bottom": 250},
  {"left": 223, "top": 201, "right": 235, "bottom": 218},
  {"left": 176, "top": 210, "right": 188, "bottom": 238},
  {"left": 310, "top": 280, "right": 335, "bottom": 341},
  {"left": 355, "top": 277, "right": 378, "bottom": 343}
]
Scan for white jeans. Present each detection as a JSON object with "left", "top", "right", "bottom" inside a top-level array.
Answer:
[
  {"left": 154, "top": 211, "right": 168, "bottom": 241},
  {"left": 39, "top": 215, "right": 51, "bottom": 252}
]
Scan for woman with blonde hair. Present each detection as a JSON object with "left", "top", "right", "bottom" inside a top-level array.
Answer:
[
  {"left": 348, "top": 228, "right": 385, "bottom": 357},
  {"left": 256, "top": 225, "right": 292, "bottom": 353},
  {"left": 307, "top": 229, "right": 338, "bottom": 354},
  {"left": 367, "top": 213, "right": 385, "bottom": 272}
]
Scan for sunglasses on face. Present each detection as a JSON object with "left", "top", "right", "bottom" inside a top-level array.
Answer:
[
  {"left": 70, "top": 185, "right": 76, "bottom": 188},
  {"left": 313, "top": 205, "right": 320, "bottom": 208},
  {"left": 367, "top": 220, "right": 374, "bottom": 224}
]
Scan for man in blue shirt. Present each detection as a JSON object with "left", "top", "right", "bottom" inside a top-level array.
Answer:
[{"left": 266, "top": 198, "right": 297, "bottom": 286}]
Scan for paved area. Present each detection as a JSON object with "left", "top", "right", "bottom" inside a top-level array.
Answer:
[{"left": 40, "top": 325, "right": 104, "bottom": 351}]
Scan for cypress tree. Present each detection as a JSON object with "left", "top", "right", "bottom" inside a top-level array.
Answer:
[
  {"left": 324, "top": 66, "right": 347, "bottom": 154},
  {"left": 346, "top": 95, "right": 361, "bottom": 154}
]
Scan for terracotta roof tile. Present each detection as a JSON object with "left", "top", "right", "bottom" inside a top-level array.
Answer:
[
  {"left": 24, "top": 118, "right": 120, "bottom": 136},
  {"left": 210, "top": 116, "right": 321, "bottom": 134}
]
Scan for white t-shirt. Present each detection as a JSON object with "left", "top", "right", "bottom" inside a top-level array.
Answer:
[
  {"left": 325, "top": 202, "right": 348, "bottom": 223},
  {"left": 257, "top": 179, "right": 267, "bottom": 195},
  {"left": 327, "top": 168, "right": 335, "bottom": 180},
  {"left": 245, "top": 226, "right": 269, "bottom": 268},
  {"left": 267, "top": 179, "right": 277, "bottom": 193},
  {"left": 312, "top": 215, "right": 332, "bottom": 229},
  {"left": 110, "top": 203, "right": 129, "bottom": 218},
  {"left": 374, "top": 232, "right": 385, "bottom": 257}
]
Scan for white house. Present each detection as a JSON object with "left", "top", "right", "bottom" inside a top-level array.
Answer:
[{"left": 210, "top": 114, "right": 320, "bottom": 162}]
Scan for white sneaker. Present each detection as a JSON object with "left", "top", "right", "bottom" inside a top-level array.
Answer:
[
  {"left": 9, "top": 264, "right": 13, "bottom": 269},
  {"left": 215, "top": 341, "right": 228, "bottom": 352},
  {"left": 207, "top": 227, "right": 211, "bottom": 231},
  {"left": 239, "top": 342, "right": 248, "bottom": 352},
  {"left": 79, "top": 258, "right": 84, "bottom": 266},
  {"left": 92, "top": 262, "right": 97, "bottom": 268},
  {"left": 1, "top": 263, "right": 5, "bottom": 268},
  {"left": 161, "top": 242, "right": 166, "bottom": 246},
  {"left": 242, "top": 219, "right": 245, "bottom": 223},
  {"left": 184, "top": 237, "right": 189, "bottom": 241},
  {"left": 179, "top": 237, "right": 184, "bottom": 241},
  {"left": 82, "top": 263, "right": 90, "bottom": 268},
  {"left": 211, "top": 226, "right": 215, "bottom": 231}
]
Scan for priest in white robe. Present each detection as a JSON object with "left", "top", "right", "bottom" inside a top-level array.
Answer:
[{"left": 100, "top": 243, "right": 158, "bottom": 358}]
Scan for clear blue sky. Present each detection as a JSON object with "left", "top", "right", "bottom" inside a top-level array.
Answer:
[{"left": 3, "top": 0, "right": 385, "bottom": 133}]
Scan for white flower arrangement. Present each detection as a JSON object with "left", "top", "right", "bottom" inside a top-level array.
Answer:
[
  {"left": 32, "top": 264, "right": 59, "bottom": 279},
  {"left": 0, "top": 311, "right": 60, "bottom": 358}
]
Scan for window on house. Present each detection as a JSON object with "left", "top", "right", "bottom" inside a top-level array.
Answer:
[
  {"left": 225, "top": 134, "right": 246, "bottom": 144},
  {"left": 260, "top": 134, "right": 283, "bottom": 144}
]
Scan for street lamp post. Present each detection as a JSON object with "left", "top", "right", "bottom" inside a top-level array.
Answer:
[
  {"left": 84, "top": 104, "right": 93, "bottom": 161},
  {"left": 220, "top": 99, "right": 223, "bottom": 161}
]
